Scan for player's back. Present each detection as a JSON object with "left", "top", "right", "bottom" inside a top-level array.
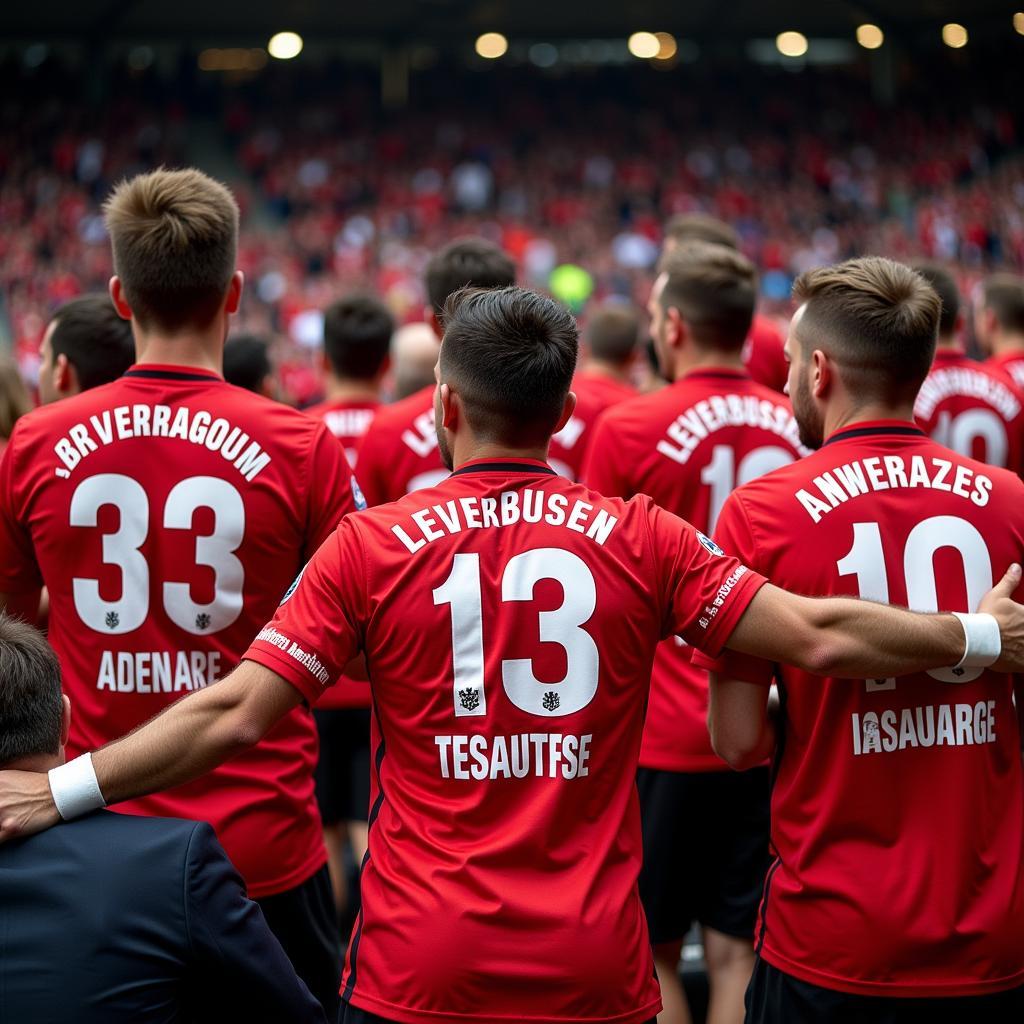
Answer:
[
  {"left": 585, "top": 368, "right": 805, "bottom": 769},
  {"left": 305, "top": 396, "right": 379, "bottom": 468},
  {"left": 988, "top": 349, "right": 1024, "bottom": 391},
  {"left": 255, "top": 458, "right": 763, "bottom": 1023},
  {"left": 743, "top": 314, "right": 789, "bottom": 394},
  {"left": 713, "top": 422, "right": 1024, "bottom": 995},
  {"left": 915, "top": 349, "right": 1024, "bottom": 473},
  {"left": 0, "top": 365, "right": 354, "bottom": 896}
]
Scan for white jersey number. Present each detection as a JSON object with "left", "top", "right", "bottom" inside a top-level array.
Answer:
[
  {"left": 433, "top": 547, "right": 599, "bottom": 718},
  {"left": 837, "top": 515, "right": 993, "bottom": 691},
  {"left": 931, "top": 409, "right": 1008, "bottom": 468},
  {"left": 701, "top": 444, "right": 796, "bottom": 532},
  {"left": 71, "top": 474, "right": 246, "bottom": 635}
]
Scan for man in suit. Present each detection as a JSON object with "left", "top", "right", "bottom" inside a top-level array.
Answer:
[{"left": 0, "top": 613, "right": 326, "bottom": 1024}]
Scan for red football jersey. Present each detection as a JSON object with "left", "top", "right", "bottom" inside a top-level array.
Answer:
[
  {"left": 305, "top": 396, "right": 380, "bottom": 711},
  {"left": 583, "top": 368, "right": 805, "bottom": 771},
  {"left": 694, "top": 421, "right": 1024, "bottom": 997},
  {"left": 743, "top": 314, "right": 789, "bottom": 394},
  {"left": 305, "top": 396, "right": 380, "bottom": 469},
  {"left": 914, "top": 349, "right": 1024, "bottom": 474},
  {"left": 244, "top": 459, "right": 768, "bottom": 1024},
  {"left": 0, "top": 365, "right": 359, "bottom": 898},
  {"left": 987, "top": 350, "right": 1024, "bottom": 392}
]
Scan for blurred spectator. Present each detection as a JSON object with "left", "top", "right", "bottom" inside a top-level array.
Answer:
[
  {"left": 0, "top": 361, "right": 31, "bottom": 455},
  {"left": 223, "top": 333, "right": 277, "bottom": 398},
  {"left": 38, "top": 294, "right": 135, "bottom": 404}
]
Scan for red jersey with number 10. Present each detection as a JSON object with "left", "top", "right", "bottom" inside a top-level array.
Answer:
[
  {"left": 244, "top": 459, "right": 768, "bottom": 1024},
  {"left": 583, "top": 368, "right": 805, "bottom": 771},
  {"left": 694, "top": 422, "right": 1024, "bottom": 997},
  {"left": 0, "top": 365, "right": 359, "bottom": 898}
]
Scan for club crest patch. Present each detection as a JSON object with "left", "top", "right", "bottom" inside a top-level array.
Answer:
[{"left": 697, "top": 532, "right": 725, "bottom": 557}]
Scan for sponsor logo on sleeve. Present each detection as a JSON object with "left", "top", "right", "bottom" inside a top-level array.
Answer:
[
  {"left": 280, "top": 567, "right": 305, "bottom": 605},
  {"left": 697, "top": 532, "right": 725, "bottom": 556},
  {"left": 351, "top": 475, "right": 368, "bottom": 511}
]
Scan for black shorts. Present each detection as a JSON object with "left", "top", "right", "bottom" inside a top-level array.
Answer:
[
  {"left": 315, "top": 708, "right": 372, "bottom": 826},
  {"left": 257, "top": 864, "right": 342, "bottom": 1019},
  {"left": 746, "top": 957, "right": 1024, "bottom": 1024},
  {"left": 338, "top": 1005, "right": 656, "bottom": 1024},
  {"left": 637, "top": 765, "right": 770, "bottom": 945}
]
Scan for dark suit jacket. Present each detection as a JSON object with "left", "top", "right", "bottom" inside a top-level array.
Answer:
[{"left": 0, "top": 809, "right": 327, "bottom": 1023}]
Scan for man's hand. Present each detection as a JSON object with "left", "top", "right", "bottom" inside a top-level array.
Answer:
[
  {"left": 0, "top": 770, "right": 60, "bottom": 843},
  {"left": 979, "top": 564, "right": 1024, "bottom": 673}
]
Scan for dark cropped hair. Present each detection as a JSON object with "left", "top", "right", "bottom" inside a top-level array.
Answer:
[
  {"left": 793, "top": 257, "right": 940, "bottom": 403},
  {"left": 980, "top": 273, "right": 1024, "bottom": 334},
  {"left": 322, "top": 293, "right": 395, "bottom": 380},
  {"left": 223, "top": 334, "right": 273, "bottom": 392},
  {"left": 0, "top": 615, "right": 63, "bottom": 768},
  {"left": 425, "top": 239, "right": 516, "bottom": 315},
  {"left": 912, "top": 263, "right": 960, "bottom": 338},
  {"left": 440, "top": 286, "right": 578, "bottom": 444},
  {"left": 50, "top": 294, "right": 135, "bottom": 391},
  {"left": 586, "top": 305, "right": 640, "bottom": 365}
]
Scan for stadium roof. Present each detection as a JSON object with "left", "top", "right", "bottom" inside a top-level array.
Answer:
[{"left": 2, "top": 0, "right": 1018, "bottom": 43}]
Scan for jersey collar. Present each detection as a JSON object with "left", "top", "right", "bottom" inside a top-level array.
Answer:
[
  {"left": 822, "top": 419, "right": 925, "bottom": 447},
  {"left": 451, "top": 457, "right": 557, "bottom": 477},
  {"left": 124, "top": 364, "right": 224, "bottom": 382}
]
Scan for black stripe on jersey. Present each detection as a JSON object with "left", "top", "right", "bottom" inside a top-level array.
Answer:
[
  {"left": 451, "top": 461, "right": 557, "bottom": 476},
  {"left": 755, "top": 855, "right": 783, "bottom": 957},
  {"left": 342, "top": 723, "right": 387, "bottom": 1002},
  {"left": 822, "top": 425, "right": 924, "bottom": 447},
  {"left": 123, "top": 368, "right": 221, "bottom": 382}
]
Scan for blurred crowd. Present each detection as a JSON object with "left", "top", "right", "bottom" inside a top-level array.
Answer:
[{"left": 3, "top": 55, "right": 1023, "bottom": 403}]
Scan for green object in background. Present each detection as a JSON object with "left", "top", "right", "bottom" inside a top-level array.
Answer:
[{"left": 549, "top": 264, "right": 594, "bottom": 313}]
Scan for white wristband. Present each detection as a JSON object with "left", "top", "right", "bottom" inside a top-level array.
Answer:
[
  {"left": 48, "top": 753, "right": 106, "bottom": 821},
  {"left": 952, "top": 612, "right": 1001, "bottom": 670}
]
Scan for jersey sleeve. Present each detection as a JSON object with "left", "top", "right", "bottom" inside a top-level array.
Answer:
[
  {"left": 353, "top": 419, "right": 392, "bottom": 508},
  {"left": 243, "top": 517, "right": 367, "bottom": 705},
  {"left": 304, "top": 423, "right": 362, "bottom": 557},
  {"left": 579, "top": 410, "right": 630, "bottom": 498},
  {"left": 690, "top": 492, "right": 776, "bottom": 685},
  {"left": 648, "top": 499, "right": 768, "bottom": 659},
  {"left": 0, "top": 425, "right": 44, "bottom": 594}
]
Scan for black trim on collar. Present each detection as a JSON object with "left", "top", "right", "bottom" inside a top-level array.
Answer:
[
  {"left": 822, "top": 425, "right": 924, "bottom": 447},
  {"left": 124, "top": 368, "right": 221, "bottom": 382},
  {"left": 451, "top": 461, "right": 558, "bottom": 477}
]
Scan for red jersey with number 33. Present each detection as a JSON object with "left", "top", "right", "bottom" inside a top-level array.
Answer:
[
  {"left": 0, "top": 365, "right": 358, "bottom": 898},
  {"left": 243, "top": 459, "right": 768, "bottom": 1024},
  {"left": 583, "top": 369, "right": 805, "bottom": 771},
  {"left": 694, "top": 422, "right": 1024, "bottom": 997}
]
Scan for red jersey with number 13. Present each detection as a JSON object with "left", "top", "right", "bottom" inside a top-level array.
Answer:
[
  {"left": 0, "top": 365, "right": 359, "bottom": 898},
  {"left": 694, "top": 422, "right": 1024, "bottom": 997},
  {"left": 244, "top": 460, "right": 769, "bottom": 1024}
]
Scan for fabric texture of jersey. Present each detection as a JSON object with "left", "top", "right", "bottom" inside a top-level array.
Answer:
[
  {"left": 693, "top": 422, "right": 1024, "bottom": 998},
  {"left": 244, "top": 459, "right": 767, "bottom": 1024},
  {"left": 306, "top": 396, "right": 380, "bottom": 710},
  {"left": 914, "top": 348, "right": 1024, "bottom": 474},
  {"left": 0, "top": 365, "right": 358, "bottom": 898},
  {"left": 987, "top": 350, "right": 1024, "bottom": 392},
  {"left": 583, "top": 368, "right": 805, "bottom": 771}
]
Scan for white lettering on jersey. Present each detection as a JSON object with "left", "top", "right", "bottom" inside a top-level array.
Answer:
[
  {"left": 96, "top": 650, "right": 221, "bottom": 693},
  {"left": 52, "top": 405, "right": 272, "bottom": 482},
  {"left": 915, "top": 367, "right": 1022, "bottom": 420},
  {"left": 401, "top": 410, "right": 439, "bottom": 458},
  {"left": 795, "top": 455, "right": 992, "bottom": 523},
  {"left": 435, "top": 733, "right": 592, "bottom": 780},
  {"left": 851, "top": 701, "right": 996, "bottom": 756},
  {"left": 253, "top": 626, "right": 331, "bottom": 686}
]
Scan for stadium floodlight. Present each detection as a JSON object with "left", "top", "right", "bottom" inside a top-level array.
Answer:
[
  {"left": 776, "top": 31, "right": 808, "bottom": 58},
  {"left": 627, "top": 32, "right": 660, "bottom": 60},
  {"left": 475, "top": 33, "right": 509, "bottom": 59},
  {"left": 941, "top": 23, "right": 968, "bottom": 48},
  {"left": 654, "top": 32, "right": 678, "bottom": 60},
  {"left": 268, "top": 31, "right": 303, "bottom": 60},
  {"left": 1015, "top": 13, "right": 1024, "bottom": 35},
  {"left": 856, "top": 24, "right": 884, "bottom": 50}
]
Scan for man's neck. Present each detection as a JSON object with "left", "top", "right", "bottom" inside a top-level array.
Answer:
[
  {"left": 672, "top": 348, "right": 746, "bottom": 380},
  {"left": 452, "top": 438, "right": 551, "bottom": 469},
  {"left": 822, "top": 400, "right": 917, "bottom": 439},
  {"left": 323, "top": 375, "right": 381, "bottom": 403},
  {"left": 581, "top": 359, "right": 631, "bottom": 385},
  {"left": 5, "top": 753, "right": 61, "bottom": 773},
  {"left": 134, "top": 330, "right": 224, "bottom": 375},
  {"left": 934, "top": 335, "right": 962, "bottom": 351},
  {"left": 992, "top": 332, "right": 1024, "bottom": 357}
]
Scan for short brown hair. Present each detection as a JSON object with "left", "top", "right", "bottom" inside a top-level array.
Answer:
[
  {"left": 659, "top": 242, "right": 757, "bottom": 351},
  {"left": 103, "top": 168, "right": 239, "bottom": 331},
  {"left": 50, "top": 294, "right": 135, "bottom": 389},
  {"left": 793, "top": 257, "right": 940, "bottom": 402},
  {"left": 980, "top": 273, "right": 1024, "bottom": 334},
  {"left": 912, "top": 263, "right": 960, "bottom": 338},
  {"left": 0, "top": 614, "right": 63, "bottom": 767},
  {"left": 425, "top": 239, "right": 516, "bottom": 315},
  {"left": 440, "top": 286, "right": 577, "bottom": 445},
  {"left": 663, "top": 213, "right": 740, "bottom": 251},
  {"left": 585, "top": 305, "right": 640, "bottom": 365}
]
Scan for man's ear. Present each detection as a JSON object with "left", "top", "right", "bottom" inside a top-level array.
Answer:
[
  {"left": 552, "top": 390, "right": 578, "bottom": 434},
  {"left": 109, "top": 277, "right": 132, "bottom": 320},
  {"left": 664, "top": 306, "right": 685, "bottom": 353},
  {"left": 440, "top": 382, "right": 458, "bottom": 431},
  {"left": 225, "top": 271, "right": 244, "bottom": 315},
  {"left": 54, "top": 353, "right": 78, "bottom": 397},
  {"left": 59, "top": 694, "right": 71, "bottom": 749},
  {"left": 427, "top": 309, "right": 443, "bottom": 341},
  {"left": 811, "top": 349, "right": 832, "bottom": 399}
]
